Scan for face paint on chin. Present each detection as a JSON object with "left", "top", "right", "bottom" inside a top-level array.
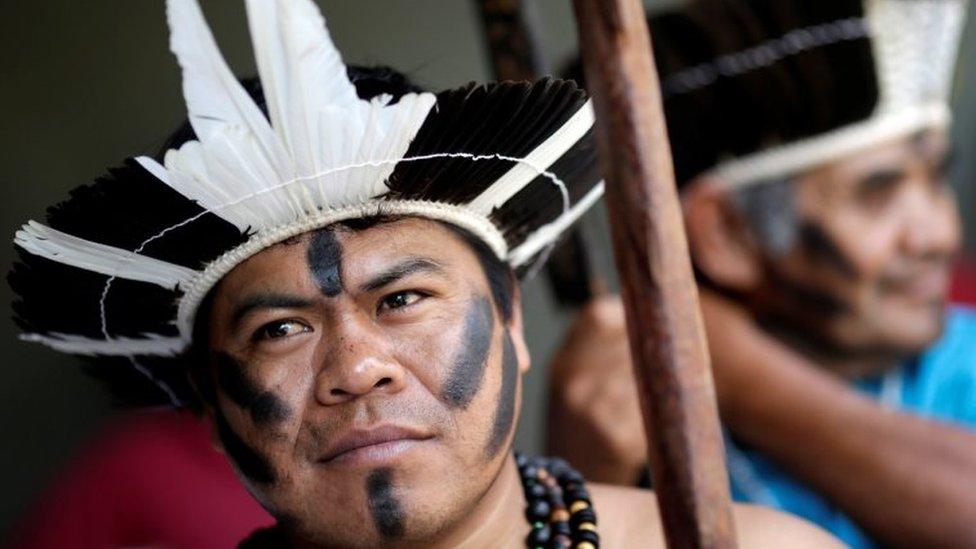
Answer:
[
  {"left": 441, "top": 296, "right": 495, "bottom": 409},
  {"left": 485, "top": 332, "right": 518, "bottom": 459},
  {"left": 308, "top": 229, "right": 344, "bottom": 297},
  {"left": 797, "top": 221, "right": 859, "bottom": 279},
  {"left": 367, "top": 468, "right": 406, "bottom": 539},
  {"left": 215, "top": 352, "right": 292, "bottom": 425}
]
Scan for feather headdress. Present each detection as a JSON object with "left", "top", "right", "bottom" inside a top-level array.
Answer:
[
  {"left": 10, "top": 0, "right": 601, "bottom": 406},
  {"left": 646, "top": 0, "right": 967, "bottom": 189}
]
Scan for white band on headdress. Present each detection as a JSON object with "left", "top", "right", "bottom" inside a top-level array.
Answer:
[
  {"left": 711, "top": 102, "right": 950, "bottom": 190},
  {"left": 174, "top": 199, "right": 507, "bottom": 341},
  {"left": 690, "top": 0, "right": 966, "bottom": 190}
]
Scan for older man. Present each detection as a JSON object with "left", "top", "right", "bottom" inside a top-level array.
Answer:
[
  {"left": 8, "top": 0, "right": 838, "bottom": 547},
  {"left": 550, "top": 0, "right": 976, "bottom": 547}
]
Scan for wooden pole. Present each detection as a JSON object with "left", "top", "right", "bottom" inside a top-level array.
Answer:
[
  {"left": 570, "top": 0, "right": 738, "bottom": 547},
  {"left": 475, "top": 0, "right": 547, "bottom": 80}
]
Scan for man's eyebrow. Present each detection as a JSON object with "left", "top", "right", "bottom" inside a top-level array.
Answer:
[
  {"left": 857, "top": 167, "right": 904, "bottom": 194},
  {"left": 230, "top": 293, "right": 317, "bottom": 328},
  {"left": 359, "top": 258, "right": 445, "bottom": 292}
]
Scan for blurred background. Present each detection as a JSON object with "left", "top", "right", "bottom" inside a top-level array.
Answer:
[{"left": 1, "top": 0, "right": 974, "bottom": 540}]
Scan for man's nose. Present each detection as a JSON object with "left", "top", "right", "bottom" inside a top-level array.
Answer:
[
  {"left": 899, "top": 176, "right": 960, "bottom": 257},
  {"left": 314, "top": 312, "right": 406, "bottom": 406}
]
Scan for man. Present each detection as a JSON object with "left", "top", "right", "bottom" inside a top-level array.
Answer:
[
  {"left": 8, "top": 0, "right": 837, "bottom": 546},
  {"left": 549, "top": 0, "right": 976, "bottom": 547}
]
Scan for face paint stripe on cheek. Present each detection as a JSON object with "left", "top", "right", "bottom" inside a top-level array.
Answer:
[
  {"left": 215, "top": 353, "right": 292, "bottom": 424},
  {"left": 766, "top": 267, "right": 851, "bottom": 317},
  {"left": 485, "top": 332, "right": 518, "bottom": 458},
  {"left": 308, "top": 229, "right": 343, "bottom": 297},
  {"left": 441, "top": 296, "right": 494, "bottom": 409},
  {"left": 798, "top": 221, "right": 859, "bottom": 279},
  {"left": 366, "top": 468, "right": 405, "bottom": 539},
  {"left": 214, "top": 410, "right": 276, "bottom": 484}
]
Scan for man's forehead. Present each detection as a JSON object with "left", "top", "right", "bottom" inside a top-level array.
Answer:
[{"left": 221, "top": 217, "right": 474, "bottom": 290}]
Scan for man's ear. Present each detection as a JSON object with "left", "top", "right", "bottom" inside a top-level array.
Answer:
[
  {"left": 682, "top": 176, "right": 763, "bottom": 292},
  {"left": 505, "top": 282, "right": 532, "bottom": 374}
]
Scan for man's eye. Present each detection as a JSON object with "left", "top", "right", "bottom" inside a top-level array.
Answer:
[
  {"left": 254, "top": 320, "right": 310, "bottom": 341},
  {"left": 379, "top": 291, "right": 424, "bottom": 312}
]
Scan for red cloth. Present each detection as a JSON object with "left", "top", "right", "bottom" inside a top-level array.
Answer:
[
  {"left": 10, "top": 410, "right": 273, "bottom": 549},
  {"left": 951, "top": 256, "right": 976, "bottom": 306}
]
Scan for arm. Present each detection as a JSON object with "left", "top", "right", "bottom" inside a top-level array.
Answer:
[
  {"left": 706, "top": 292, "right": 976, "bottom": 549},
  {"left": 590, "top": 483, "right": 844, "bottom": 548},
  {"left": 547, "top": 295, "right": 647, "bottom": 485}
]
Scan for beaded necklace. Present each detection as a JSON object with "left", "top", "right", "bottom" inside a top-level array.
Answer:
[{"left": 516, "top": 453, "right": 600, "bottom": 549}]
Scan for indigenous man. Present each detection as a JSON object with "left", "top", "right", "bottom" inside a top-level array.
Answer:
[
  {"left": 8, "top": 0, "right": 837, "bottom": 547},
  {"left": 549, "top": 0, "right": 976, "bottom": 547}
]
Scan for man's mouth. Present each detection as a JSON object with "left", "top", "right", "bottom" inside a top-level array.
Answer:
[
  {"left": 881, "top": 264, "right": 950, "bottom": 303},
  {"left": 318, "top": 425, "right": 434, "bottom": 466}
]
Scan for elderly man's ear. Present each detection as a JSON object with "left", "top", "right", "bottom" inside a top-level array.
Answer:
[{"left": 682, "top": 176, "right": 764, "bottom": 292}]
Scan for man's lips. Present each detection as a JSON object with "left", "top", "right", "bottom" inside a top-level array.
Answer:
[
  {"left": 318, "top": 425, "right": 434, "bottom": 465},
  {"left": 882, "top": 265, "right": 950, "bottom": 302}
]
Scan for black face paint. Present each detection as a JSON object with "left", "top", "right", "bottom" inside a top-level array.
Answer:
[
  {"left": 441, "top": 296, "right": 494, "bottom": 408},
  {"left": 215, "top": 352, "right": 291, "bottom": 425},
  {"left": 308, "top": 229, "right": 343, "bottom": 297},
  {"left": 485, "top": 332, "right": 518, "bottom": 458},
  {"left": 214, "top": 410, "right": 276, "bottom": 484},
  {"left": 798, "top": 221, "right": 859, "bottom": 279},
  {"left": 766, "top": 267, "right": 851, "bottom": 318},
  {"left": 366, "top": 468, "right": 405, "bottom": 539}
]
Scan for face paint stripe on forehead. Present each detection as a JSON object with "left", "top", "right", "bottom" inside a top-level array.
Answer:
[
  {"left": 308, "top": 229, "right": 343, "bottom": 297},
  {"left": 441, "top": 296, "right": 494, "bottom": 409},
  {"left": 215, "top": 353, "right": 292, "bottom": 424},
  {"left": 367, "top": 468, "right": 405, "bottom": 539},
  {"left": 485, "top": 332, "right": 518, "bottom": 458}
]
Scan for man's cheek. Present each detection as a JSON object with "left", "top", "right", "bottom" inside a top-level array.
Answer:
[{"left": 440, "top": 296, "right": 494, "bottom": 409}]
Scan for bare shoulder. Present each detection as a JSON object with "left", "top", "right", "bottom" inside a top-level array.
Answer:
[
  {"left": 733, "top": 503, "right": 845, "bottom": 548},
  {"left": 589, "top": 483, "right": 842, "bottom": 548},
  {"left": 588, "top": 482, "right": 666, "bottom": 547}
]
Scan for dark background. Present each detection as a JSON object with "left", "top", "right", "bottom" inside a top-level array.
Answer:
[{"left": 1, "top": 0, "right": 973, "bottom": 537}]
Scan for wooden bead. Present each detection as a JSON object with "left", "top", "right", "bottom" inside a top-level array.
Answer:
[
  {"left": 570, "top": 500, "right": 590, "bottom": 513},
  {"left": 576, "top": 542, "right": 597, "bottom": 549},
  {"left": 551, "top": 509, "right": 570, "bottom": 522},
  {"left": 578, "top": 522, "right": 597, "bottom": 532}
]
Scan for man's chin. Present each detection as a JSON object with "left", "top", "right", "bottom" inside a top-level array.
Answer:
[{"left": 873, "top": 301, "right": 948, "bottom": 354}]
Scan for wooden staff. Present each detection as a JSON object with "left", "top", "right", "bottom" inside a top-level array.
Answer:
[
  {"left": 475, "top": 0, "right": 548, "bottom": 81},
  {"left": 571, "top": 1, "right": 738, "bottom": 547}
]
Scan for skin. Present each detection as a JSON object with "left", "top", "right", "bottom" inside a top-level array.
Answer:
[
  {"left": 200, "top": 218, "right": 536, "bottom": 547},
  {"left": 550, "top": 128, "right": 976, "bottom": 547},
  {"left": 749, "top": 129, "right": 961, "bottom": 374},
  {"left": 199, "top": 217, "right": 835, "bottom": 547}
]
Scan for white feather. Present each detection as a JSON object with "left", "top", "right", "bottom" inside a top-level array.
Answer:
[
  {"left": 21, "top": 332, "right": 186, "bottom": 357},
  {"left": 167, "top": 0, "right": 280, "bottom": 154},
  {"left": 158, "top": 0, "right": 436, "bottom": 235},
  {"left": 508, "top": 181, "right": 605, "bottom": 267},
  {"left": 242, "top": 0, "right": 436, "bottom": 210},
  {"left": 469, "top": 100, "right": 595, "bottom": 215},
  {"left": 134, "top": 156, "right": 172, "bottom": 185},
  {"left": 14, "top": 221, "right": 199, "bottom": 289}
]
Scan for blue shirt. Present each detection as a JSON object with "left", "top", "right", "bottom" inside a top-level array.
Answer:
[{"left": 726, "top": 307, "right": 976, "bottom": 548}]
